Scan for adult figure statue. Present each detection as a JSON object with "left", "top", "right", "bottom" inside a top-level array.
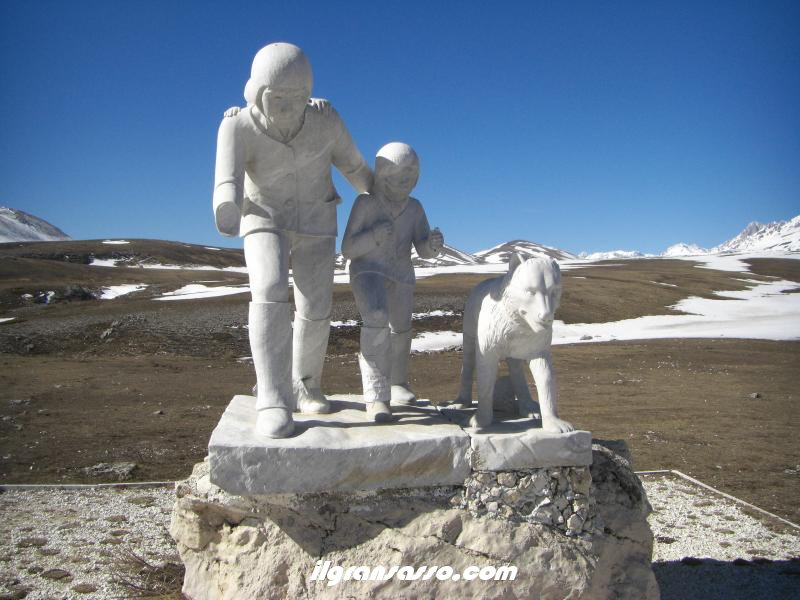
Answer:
[{"left": 213, "top": 42, "right": 372, "bottom": 438}]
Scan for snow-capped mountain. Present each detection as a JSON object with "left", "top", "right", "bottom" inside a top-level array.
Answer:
[
  {"left": 412, "top": 244, "right": 479, "bottom": 267},
  {"left": 578, "top": 214, "right": 799, "bottom": 261},
  {"left": 0, "top": 207, "right": 71, "bottom": 243},
  {"left": 661, "top": 243, "right": 707, "bottom": 257},
  {"left": 711, "top": 216, "right": 800, "bottom": 253},
  {"left": 578, "top": 249, "right": 647, "bottom": 261},
  {"left": 475, "top": 240, "right": 577, "bottom": 263}
]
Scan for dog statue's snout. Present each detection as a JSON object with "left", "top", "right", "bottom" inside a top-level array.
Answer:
[{"left": 536, "top": 294, "right": 554, "bottom": 323}]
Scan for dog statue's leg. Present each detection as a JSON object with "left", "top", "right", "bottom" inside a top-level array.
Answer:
[
  {"left": 507, "top": 358, "right": 539, "bottom": 417},
  {"left": 454, "top": 333, "right": 476, "bottom": 406},
  {"left": 530, "top": 351, "right": 574, "bottom": 433},
  {"left": 469, "top": 349, "right": 498, "bottom": 429}
]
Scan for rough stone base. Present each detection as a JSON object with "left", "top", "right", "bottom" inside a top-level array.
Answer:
[
  {"left": 461, "top": 466, "right": 594, "bottom": 535},
  {"left": 170, "top": 443, "right": 660, "bottom": 599}
]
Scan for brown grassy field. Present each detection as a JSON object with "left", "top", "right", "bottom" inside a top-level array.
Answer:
[{"left": 1, "top": 242, "right": 798, "bottom": 522}]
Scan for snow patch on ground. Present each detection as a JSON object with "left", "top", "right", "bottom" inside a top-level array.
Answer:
[
  {"left": 101, "top": 239, "right": 130, "bottom": 245},
  {"left": 140, "top": 263, "right": 218, "bottom": 271},
  {"left": 411, "top": 254, "right": 800, "bottom": 351},
  {"left": 331, "top": 319, "right": 358, "bottom": 328},
  {"left": 412, "top": 309, "right": 456, "bottom": 319},
  {"left": 410, "top": 260, "right": 590, "bottom": 279},
  {"left": 411, "top": 331, "right": 463, "bottom": 353},
  {"left": 553, "top": 278, "right": 800, "bottom": 344},
  {"left": 0, "top": 317, "right": 16, "bottom": 324},
  {"left": 87, "top": 258, "right": 603, "bottom": 278},
  {"left": 89, "top": 257, "right": 119, "bottom": 267},
  {"left": 99, "top": 284, "right": 147, "bottom": 299},
  {"left": 668, "top": 251, "right": 797, "bottom": 273},
  {"left": 330, "top": 311, "right": 456, "bottom": 330},
  {"left": 155, "top": 284, "right": 250, "bottom": 301}
]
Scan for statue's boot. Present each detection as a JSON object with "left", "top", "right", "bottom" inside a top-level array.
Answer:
[
  {"left": 292, "top": 314, "right": 332, "bottom": 414},
  {"left": 359, "top": 326, "right": 392, "bottom": 422},
  {"left": 390, "top": 329, "right": 417, "bottom": 406},
  {"left": 249, "top": 301, "right": 295, "bottom": 438}
]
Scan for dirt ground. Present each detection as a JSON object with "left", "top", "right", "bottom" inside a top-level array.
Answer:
[
  {"left": 1, "top": 242, "right": 798, "bottom": 523},
  {"left": 1, "top": 339, "right": 798, "bottom": 523}
]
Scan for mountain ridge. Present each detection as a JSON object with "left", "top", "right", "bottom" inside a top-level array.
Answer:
[
  {"left": 0, "top": 206, "right": 71, "bottom": 243},
  {"left": 4, "top": 207, "right": 797, "bottom": 267}
]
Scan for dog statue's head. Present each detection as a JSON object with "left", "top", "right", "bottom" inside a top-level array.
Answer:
[{"left": 502, "top": 253, "right": 562, "bottom": 333}]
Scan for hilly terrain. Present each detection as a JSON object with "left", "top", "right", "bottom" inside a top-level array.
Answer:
[
  {"left": 1, "top": 233, "right": 798, "bottom": 525},
  {"left": 0, "top": 210, "right": 798, "bottom": 525}
]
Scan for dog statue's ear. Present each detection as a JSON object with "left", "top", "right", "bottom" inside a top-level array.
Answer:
[{"left": 508, "top": 253, "right": 524, "bottom": 273}]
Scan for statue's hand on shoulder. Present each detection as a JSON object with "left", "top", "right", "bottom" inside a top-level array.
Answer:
[
  {"left": 308, "top": 97, "right": 332, "bottom": 115},
  {"left": 223, "top": 106, "right": 241, "bottom": 118},
  {"left": 428, "top": 227, "right": 444, "bottom": 253}
]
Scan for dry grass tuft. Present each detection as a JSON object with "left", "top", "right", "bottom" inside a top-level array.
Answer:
[{"left": 112, "top": 547, "right": 185, "bottom": 599}]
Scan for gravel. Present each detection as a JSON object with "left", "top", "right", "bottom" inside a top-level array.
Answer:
[
  {"left": 642, "top": 474, "right": 800, "bottom": 600},
  {"left": 0, "top": 485, "right": 177, "bottom": 599},
  {"left": 0, "top": 474, "right": 797, "bottom": 599}
]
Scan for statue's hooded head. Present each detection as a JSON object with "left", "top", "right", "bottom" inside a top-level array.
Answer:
[
  {"left": 244, "top": 43, "right": 313, "bottom": 118},
  {"left": 375, "top": 142, "right": 420, "bottom": 201}
]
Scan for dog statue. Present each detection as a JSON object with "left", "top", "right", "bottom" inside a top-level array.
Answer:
[{"left": 454, "top": 253, "right": 574, "bottom": 433}]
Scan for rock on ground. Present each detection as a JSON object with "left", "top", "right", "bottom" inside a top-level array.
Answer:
[{"left": 169, "top": 444, "right": 659, "bottom": 599}]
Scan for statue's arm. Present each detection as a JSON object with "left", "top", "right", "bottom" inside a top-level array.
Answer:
[
  {"left": 212, "top": 117, "right": 244, "bottom": 237},
  {"left": 341, "top": 195, "right": 381, "bottom": 260},
  {"left": 330, "top": 110, "right": 373, "bottom": 194},
  {"left": 412, "top": 203, "right": 443, "bottom": 258}
]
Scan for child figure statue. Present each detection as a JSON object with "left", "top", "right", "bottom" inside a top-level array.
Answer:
[{"left": 342, "top": 142, "right": 444, "bottom": 421}]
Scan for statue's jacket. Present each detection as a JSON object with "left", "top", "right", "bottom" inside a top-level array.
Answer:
[
  {"left": 213, "top": 101, "right": 368, "bottom": 238},
  {"left": 342, "top": 193, "right": 438, "bottom": 285}
]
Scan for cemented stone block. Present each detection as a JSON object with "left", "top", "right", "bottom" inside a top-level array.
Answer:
[
  {"left": 438, "top": 407, "right": 592, "bottom": 470},
  {"left": 209, "top": 394, "right": 471, "bottom": 494}
]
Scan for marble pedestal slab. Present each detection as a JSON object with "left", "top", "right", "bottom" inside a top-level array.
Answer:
[
  {"left": 209, "top": 394, "right": 471, "bottom": 494},
  {"left": 438, "top": 406, "right": 593, "bottom": 471}
]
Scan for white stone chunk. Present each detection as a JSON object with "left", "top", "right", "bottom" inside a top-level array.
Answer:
[
  {"left": 209, "top": 394, "right": 471, "bottom": 494},
  {"left": 438, "top": 407, "right": 592, "bottom": 470}
]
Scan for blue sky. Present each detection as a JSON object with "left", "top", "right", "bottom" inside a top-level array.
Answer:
[{"left": 1, "top": 1, "right": 798, "bottom": 254}]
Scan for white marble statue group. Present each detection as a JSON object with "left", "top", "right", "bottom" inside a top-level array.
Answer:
[{"left": 213, "top": 43, "right": 573, "bottom": 438}]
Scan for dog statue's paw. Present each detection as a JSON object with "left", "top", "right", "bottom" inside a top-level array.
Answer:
[{"left": 542, "top": 416, "right": 575, "bottom": 434}]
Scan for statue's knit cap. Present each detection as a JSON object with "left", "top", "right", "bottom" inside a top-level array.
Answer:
[{"left": 244, "top": 42, "right": 313, "bottom": 104}]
